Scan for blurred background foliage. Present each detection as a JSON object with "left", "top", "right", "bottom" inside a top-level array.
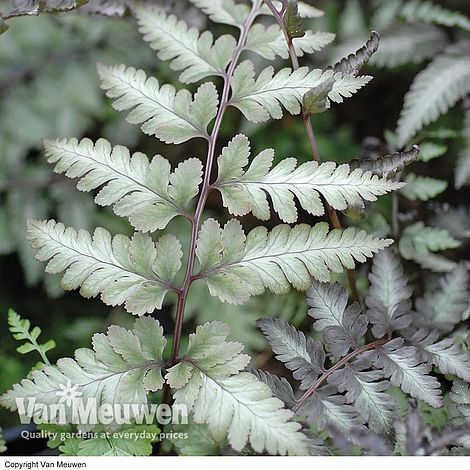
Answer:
[{"left": 0, "top": 0, "right": 469, "bottom": 443}]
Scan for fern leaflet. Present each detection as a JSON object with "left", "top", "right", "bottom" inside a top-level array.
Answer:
[
  {"left": 196, "top": 219, "right": 393, "bottom": 303},
  {"left": 396, "top": 40, "right": 470, "bottom": 147},
  {"left": 44, "top": 137, "right": 202, "bottom": 232},
  {"left": 26, "top": 220, "right": 182, "bottom": 315},
  {"left": 214, "top": 134, "right": 404, "bottom": 223},
  {"left": 98, "top": 64, "right": 219, "bottom": 144}
]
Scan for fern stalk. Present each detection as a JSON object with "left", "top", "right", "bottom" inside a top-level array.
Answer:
[
  {"left": 262, "top": 0, "right": 360, "bottom": 303},
  {"left": 169, "top": 1, "right": 262, "bottom": 366},
  {"left": 293, "top": 337, "right": 389, "bottom": 413}
]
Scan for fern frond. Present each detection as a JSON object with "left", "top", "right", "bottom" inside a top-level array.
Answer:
[
  {"left": 409, "top": 329, "right": 470, "bottom": 382},
  {"left": 396, "top": 40, "right": 470, "bottom": 147},
  {"left": 214, "top": 134, "right": 402, "bottom": 223},
  {"left": 399, "top": 222, "right": 461, "bottom": 268},
  {"left": 419, "top": 142, "right": 447, "bottom": 162},
  {"left": 26, "top": 220, "right": 182, "bottom": 315},
  {"left": 401, "top": 0, "right": 470, "bottom": 31},
  {"left": 399, "top": 216, "right": 461, "bottom": 273},
  {"left": 166, "top": 322, "right": 309, "bottom": 455},
  {"left": 229, "top": 61, "right": 371, "bottom": 123},
  {"left": 134, "top": 6, "right": 236, "bottom": 84},
  {"left": 245, "top": 24, "right": 335, "bottom": 60},
  {"left": 333, "top": 31, "right": 380, "bottom": 76},
  {"left": 350, "top": 146, "right": 419, "bottom": 178},
  {"left": 8, "top": 309, "right": 56, "bottom": 363},
  {"left": 196, "top": 218, "right": 393, "bottom": 303},
  {"left": 256, "top": 317, "right": 325, "bottom": 390},
  {"left": 329, "top": 361, "right": 396, "bottom": 432},
  {"left": 400, "top": 174, "right": 447, "bottom": 201},
  {"left": 371, "top": 24, "right": 446, "bottom": 69},
  {"left": 366, "top": 249, "right": 412, "bottom": 339},
  {"left": 44, "top": 138, "right": 202, "bottom": 232},
  {"left": 98, "top": 64, "right": 219, "bottom": 144},
  {"left": 414, "top": 263, "right": 470, "bottom": 332},
  {"left": 369, "top": 338, "right": 443, "bottom": 408},
  {"left": 307, "top": 281, "right": 368, "bottom": 357},
  {"left": 187, "top": 0, "right": 251, "bottom": 27},
  {"left": 0, "top": 317, "right": 166, "bottom": 421},
  {"left": 410, "top": 253, "right": 458, "bottom": 273},
  {"left": 297, "top": 385, "right": 360, "bottom": 432},
  {"left": 455, "top": 110, "right": 470, "bottom": 189}
]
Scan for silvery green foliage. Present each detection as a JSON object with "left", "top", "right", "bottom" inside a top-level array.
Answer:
[
  {"left": 399, "top": 222, "right": 461, "bottom": 273},
  {"left": 372, "top": 24, "right": 446, "bottom": 69},
  {"left": 214, "top": 134, "right": 403, "bottom": 223},
  {"left": 401, "top": 0, "right": 470, "bottom": 31},
  {"left": 0, "top": 317, "right": 167, "bottom": 421},
  {"left": 26, "top": 219, "right": 183, "bottom": 315},
  {"left": 43, "top": 137, "right": 202, "bottom": 232},
  {"left": 165, "top": 322, "right": 309, "bottom": 455},
  {"left": 306, "top": 283, "right": 397, "bottom": 431},
  {"left": 98, "top": 64, "right": 219, "bottom": 144},
  {"left": 418, "top": 142, "right": 447, "bottom": 162},
  {"left": 409, "top": 330, "right": 470, "bottom": 382},
  {"left": 256, "top": 250, "right": 470, "bottom": 440},
  {"left": 256, "top": 317, "right": 325, "bottom": 390},
  {"left": 196, "top": 219, "right": 392, "bottom": 303},
  {"left": 186, "top": 0, "right": 251, "bottom": 27},
  {"left": 8, "top": 309, "right": 56, "bottom": 363},
  {"left": 134, "top": 6, "right": 236, "bottom": 84},
  {"left": 328, "top": 358, "right": 396, "bottom": 433},
  {"left": 3, "top": 0, "right": 406, "bottom": 456},
  {"left": 363, "top": 338, "right": 442, "bottom": 407},
  {"left": 246, "top": 25, "right": 335, "bottom": 61},
  {"left": 366, "top": 249, "right": 412, "bottom": 338},
  {"left": 229, "top": 61, "right": 372, "bottom": 123},
  {"left": 400, "top": 174, "right": 447, "bottom": 201},
  {"left": 297, "top": 385, "right": 360, "bottom": 433},
  {"left": 307, "top": 282, "right": 367, "bottom": 357},
  {"left": 413, "top": 264, "right": 470, "bottom": 332},
  {"left": 396, "top": 40, "right": 470, "bottom": 147}
]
